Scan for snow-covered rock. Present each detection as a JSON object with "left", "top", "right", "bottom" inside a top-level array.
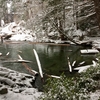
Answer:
[{"left": 1, "top": 22, "right": 17, "bottom": 35}]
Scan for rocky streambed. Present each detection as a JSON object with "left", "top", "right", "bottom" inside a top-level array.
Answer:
[{"left": 0, "top": 66, "right": 42, "bottom": 100}]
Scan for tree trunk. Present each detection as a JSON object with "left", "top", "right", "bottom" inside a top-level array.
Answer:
[
  {"left": 93, "top": 0, "right": 100, "bottom": 29},
  {"left": 58, "top": 18, "right": 66, "bottom": 40}
]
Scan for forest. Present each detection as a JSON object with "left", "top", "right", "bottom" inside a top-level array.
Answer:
[{"left": 0, "top": 0, "right": 100, "bottom": 43}]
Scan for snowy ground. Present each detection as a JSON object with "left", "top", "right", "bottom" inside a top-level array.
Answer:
[
  {"left": 0, "top": 22, "right": 36, "bottom": 42},
  {"left": 0, "top": 88, "right": 42, "bottom": 100},
  {"left": 0, "top": 66, "right": 42, "bottom": 100},
  {"left": 90, "top": 90, "right": 100, "bottom": 100}
]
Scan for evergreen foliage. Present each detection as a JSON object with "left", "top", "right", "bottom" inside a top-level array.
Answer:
[{"left": 40, "top": 64, "right": 100, "bottom": 100}]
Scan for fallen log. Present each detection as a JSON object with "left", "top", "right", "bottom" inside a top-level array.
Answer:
[
  {"left": 0, "top": 53, "right": 2, "bottom": 56},
  {"left": 72, "top": 61, "right": 76, "bottom": 67},
  {"left": 18, "top": 55, "right": 38, "bottom": 76},
  {"left": 44, "top": 73, "right": 60, "bottom": 79},
  {"left": 78, "top": 61, "right": 85, "bottom": 67},
  {"left": 74, "top": 60, "right": 97, "bottom": 73},
  {"left": 67, "top": 57, "right": 72, "bottom": 72},
  {"left": 3, "top": 59, "right": 32, "bottom": 63},
  {"left": 50, "top": 75, "right": 60, "bottom": 79},
  {"left": 45, "top": 74, "right": 60, "bottom": 79},
  {"left": 33, "top": 49, "right": 43, "bottom": 79},
  {"left": 22, "top": 62, "right": 38, "bottom": 76},
  {"left": 6, "top": 52, "right": 10, "bottom": 56},
  {"left": 80, "top": 49, "right": 99, "bottom": 54},
  {"left": 74, "top": 65, "right": 91, "bottom": 73}
]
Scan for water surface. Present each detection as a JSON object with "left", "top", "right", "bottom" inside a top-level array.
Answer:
[{"left": 0, "top": 41, "right": 96, "bottom": 76}]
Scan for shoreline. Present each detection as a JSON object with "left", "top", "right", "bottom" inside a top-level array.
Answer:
[{"left": 0, "top": 66, "right": 42, "bottom": 100}]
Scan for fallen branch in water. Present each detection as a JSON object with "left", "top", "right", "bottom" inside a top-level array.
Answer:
[
  {"left": 74, "top": 60, "right": 97, "bottom": 73},
  {"left": 72, "top": 61, "right": 76, "bottom": 67},
  {"left": 45, "top": 74, "right": 60, "bottom": 79},
  {"left": 80, "top": 49, "right": 99, "bottom": 54},
  {"left": 33, "top": 49, "right": 43, "bottom": 79},
  {"left": 3, "top": 59, "right": 32, "bottom": 63},
  {"left": 67, "top": 57, "right": 72, "bottom": 72},
  {"left": 6, "top": 52, "right": 10, "bottom": 56},
  {"left": 18, "top": 55, "right": 38, "bottom": 76}
]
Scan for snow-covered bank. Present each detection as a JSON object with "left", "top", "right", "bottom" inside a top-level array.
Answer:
[
  {"left": 0, "top": 88, "right": 42, "bottom": 100},
  {"left": 0, "top": 66, "right": 42, "bottom": 100},
  {"left": 0, "top": 21, "right": 82, "bottom": 44},
  {"left": 0, "top": 22, "right": 36, "bottom": 42}
]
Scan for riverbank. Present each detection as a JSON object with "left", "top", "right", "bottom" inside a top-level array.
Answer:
[{"left": 0, "top": 66, "right": 42, "bottom": 100}]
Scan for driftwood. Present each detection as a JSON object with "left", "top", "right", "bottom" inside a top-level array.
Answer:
[
  {"left": 78, "top": 61, "right": 85, "bottom": 67},
  {"left": 74, "top": 65, "right": 91, "bottom": 73},
  {"left": 74, "top": 60, "right": 97, "bottom": 73},
  {"left": 0, "top": 53, "right": 2, "bottom": 56},
  {"left": 72, "top": 61, "right": 76, "bottom": 67},
  {"left": 46, "top": 74, "right": 60, "bottom": 79},
  {"left": 33, "top": 49, "right": 43, "bottom": 79},
  {"left": 49, "top": 75, "right": 60, "bottom": 79},
  {"left": 67, "top": 57, "right": 72, "bottom": 72},
  {"left": 44, "top": 73, "right": 60, "bottom": 79},
  {"left": 6, "top": 52, "right": 10, "bottom": 56},
  {"left": 0, "top": 76, "right": 15, "bottom": 87},
  {"left": 3, "top": 59, "right": 32, "bottom": 63},
  {"left": 80, "top": 49, "right": 99, "bottom": 54},
  {"left": 18, "top": 55, "right": 38, "bottom": 76},
  {"left": 22, "top": 63, "right": 38, "bottom": 76}
]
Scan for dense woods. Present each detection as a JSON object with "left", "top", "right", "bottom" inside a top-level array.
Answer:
[
  {"left": 93, "top": 0, "right": 100, "bottom": 29},
  {"left": 0, "top": 0, "right": 100, "bottom": 41}
]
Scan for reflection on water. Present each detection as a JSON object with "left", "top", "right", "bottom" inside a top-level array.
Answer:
[{"left": 0, "top": 42, "right": 96, "bottom": 76}]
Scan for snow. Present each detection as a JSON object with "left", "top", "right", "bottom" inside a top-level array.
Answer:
[
  {"left": 10, "top": 33, "right": 33, "bottom": 41},
  {"left": 90, "top": 90, "right": 100, "bottom": 100},
  {"left": 0, "top": 66, "right": 42, "bottom": 100},
  {"left": 1, "top": 22, "right": 17, "bottom": 35},
  {"left": 0, "top": 22, "right": 36, "bottom": 42},
  {"left": 0, "top": 88, "right": 42, "bottom": 100}
]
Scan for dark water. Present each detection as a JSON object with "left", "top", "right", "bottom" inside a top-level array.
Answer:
[
  {"left": 0, "top": 41, "right": 97, "bottom": 76},
  {"left": 0, "top": 41, "right": 97, "bottom": 90}
]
